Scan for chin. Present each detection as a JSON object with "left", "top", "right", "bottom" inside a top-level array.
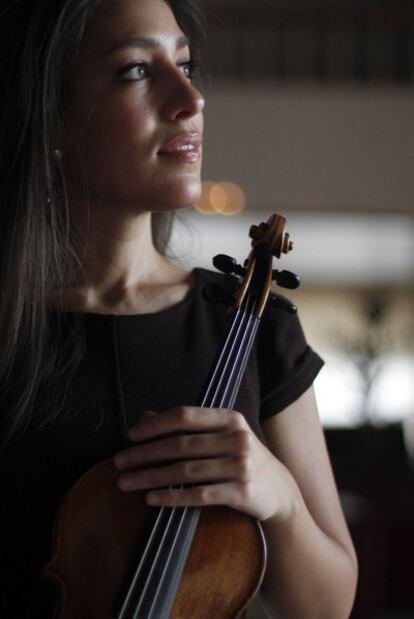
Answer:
[{"left": 158, "top": 179, "right": 202, "bottom": 212}]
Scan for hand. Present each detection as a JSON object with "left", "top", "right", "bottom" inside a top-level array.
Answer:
[{"left": 113, "top": 407, "right": 299, "bottom": 522}]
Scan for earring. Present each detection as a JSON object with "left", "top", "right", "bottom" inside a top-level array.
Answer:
[{"left": 53, "top": 148, "right": 63, "bottom": 161}]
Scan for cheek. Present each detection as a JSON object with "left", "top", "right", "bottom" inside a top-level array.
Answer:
[
  {"left": 69, "top": 97, "right": 158, "bottom": 193},
  {"left": 82, "top": 99, "right": 153, "bottom": 157}
]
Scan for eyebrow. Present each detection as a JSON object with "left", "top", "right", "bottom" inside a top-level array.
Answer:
[{"left": 102, "top": 35, "right": 190, "bottom": 57}]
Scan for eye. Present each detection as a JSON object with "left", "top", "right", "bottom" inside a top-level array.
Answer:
[
  {"left": 117, "top": 62, "right": 149, "bottom": 82},
  {"left": 177, "top": 61, "right": 198, "bottom": 81}
]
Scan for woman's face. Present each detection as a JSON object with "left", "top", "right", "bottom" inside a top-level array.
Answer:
[{"left": 65, "top": 0, "right": 205, "bottom": 214}]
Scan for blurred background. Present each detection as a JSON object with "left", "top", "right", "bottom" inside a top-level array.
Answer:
[{"left": 170, "top": 1, "right": 414, "bottom": 617}]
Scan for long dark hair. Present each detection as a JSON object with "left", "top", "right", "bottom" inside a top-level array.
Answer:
[{"left": 0, "top": 0, "right": 205, "bottom": 445}]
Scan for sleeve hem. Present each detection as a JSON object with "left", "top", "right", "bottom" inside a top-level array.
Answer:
[{"left": 259, "top": 351, "right": 324, "bottom": 422}]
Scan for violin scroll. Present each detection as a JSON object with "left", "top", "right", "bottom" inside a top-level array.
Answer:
[
  {"left": 208, "top": 213, "right": 300, "bottom": 318},
  {"left": 249, "top": 214, "right": 293, "bottom": 259}
]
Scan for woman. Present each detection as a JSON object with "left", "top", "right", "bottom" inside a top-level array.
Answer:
[{"left": 0, "top": 0, "right": 358, "bottom": 617}]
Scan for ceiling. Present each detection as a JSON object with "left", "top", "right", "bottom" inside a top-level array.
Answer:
[{"left": 204, "top": 1, "right": 414, "bottom": 82}]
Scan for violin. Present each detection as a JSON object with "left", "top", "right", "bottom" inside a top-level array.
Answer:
[{"left": 45, "top": 213, "right": 300, "bottom": 619}]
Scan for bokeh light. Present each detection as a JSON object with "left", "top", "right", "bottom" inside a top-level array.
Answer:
[
  {"left": 194, "top": 181, "right": 217, "bottom": 215},
  {"left": 195, "top": 181, "right": 246, "bottom": 216},
  {"left": 211, "top": 182, "right": 246, "bottom": 215}
]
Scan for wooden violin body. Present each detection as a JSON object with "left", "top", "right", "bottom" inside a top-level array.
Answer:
[{"left": 45, "top": 459, "right": 266, "bottom": 619}]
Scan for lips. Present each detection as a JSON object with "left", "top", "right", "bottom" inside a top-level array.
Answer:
[{"left": 158, "top": 132, "right": 202, "bottom": 161}]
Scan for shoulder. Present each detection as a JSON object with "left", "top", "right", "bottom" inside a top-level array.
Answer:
[{"left": 255, "top": 292, "right": 324, "bottom": 419}]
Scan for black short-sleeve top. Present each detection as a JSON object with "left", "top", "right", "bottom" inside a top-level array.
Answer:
[{"left": 0, "top": 267, "right": 323, "bottom": 617}]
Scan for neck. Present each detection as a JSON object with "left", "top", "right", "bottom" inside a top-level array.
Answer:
[
  {"left": 53, "top": 209, "right": 191, "bottom": 315},
  {"left": 75, "top": 210, "right": 160, "bottom": 288}
]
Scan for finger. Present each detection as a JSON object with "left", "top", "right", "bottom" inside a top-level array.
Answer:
[
  {"left": 114, "top": 430, "right": 241, "bottom": 470},
  {"left": 117, "top": 456, "right": 239, "bottom": 491},
  {"left": 145, "top": 482, "right": 246, "bottom": 511},
  {"left": 128, "top": 407, "right": 247, "bottom": 442}
]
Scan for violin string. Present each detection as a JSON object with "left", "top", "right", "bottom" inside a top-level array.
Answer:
[
  {"left": 199, "top": 293, "right": 256, "bottom": 410},
  {"left": 120, "top": 506, "right": 178, "bottom": 618},
  {"left": 224, "top": 316, "right": 260, "bottom": 408},
  {"left": 140, "top": 304, "right": 256, "bottom": 616},
  {"left": 144, "top": 507, "right": 197, "bottom": 619},
  {"left": 118, "top": 508, "right": 180, "bottom": 619},
  {"left": 138, "top": 300, "right": 258, "bottom": 615},
  {"left": 116, "top": 506, "right": 166, "bottom": 618},
  {"left": 131, "top": 297, "right": 258, "bottom": 617},
  {"left": 218, "top": 295, "right": 259, "bottom": 408},
  {"left": 201, "top": 308, "right": 241, "bottom": 406},
  {"left": 133, "top": 299, "right": 255, "bottom": 619},
  {"left": 202, "top": 300, "right": 254, "bottom": 409},
  {"left": 119, "top": 304, "right": 248, "bottom": 617}
]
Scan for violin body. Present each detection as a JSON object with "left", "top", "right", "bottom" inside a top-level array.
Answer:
[{"left": 45, "top": 459, "right": 266, "bottom": 619}]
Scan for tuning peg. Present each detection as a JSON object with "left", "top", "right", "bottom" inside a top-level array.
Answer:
[
  {"left": 272, "top": 270, "right": 301, "bottom": 290},
  {"left": 202, "top": 283, "right": 235, "bottom": 308},
  {"left": 268, "top": 295, "right": 297, "bottom": 314},
  {"left": 213, "top": 254, "right": 245, "bottom": 277}
]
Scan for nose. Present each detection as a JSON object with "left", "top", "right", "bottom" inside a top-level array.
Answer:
[{"left": 161, "top": 66, "right": 205, "bottom": 121}]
